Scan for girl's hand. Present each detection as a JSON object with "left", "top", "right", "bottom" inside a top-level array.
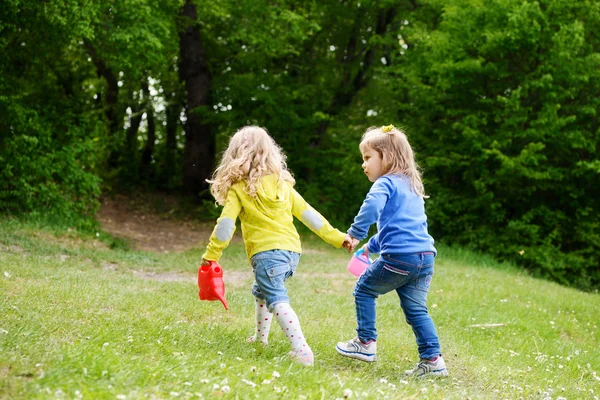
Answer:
[
  {"left": 201, "top": 258, "right": 211, "bottom": 266},
  {"left": 361, "top": 244, "right": 370, "bottom": 257},
  {"left": 343, "top": 234, "right": 359, "bottom": 253}
]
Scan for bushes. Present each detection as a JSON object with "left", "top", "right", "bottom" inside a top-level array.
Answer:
[
  {"left": 303, "top": 0, "right": 600, "bottom": 291},
  {"left": 1, "top": 0, "right": 598, "bottom": 292},
  {"left": 0, "top": 100, "right": 101, "bottom": 225},
  {"left": 387, "top": 0, "right": 600, "bottom": 290}
]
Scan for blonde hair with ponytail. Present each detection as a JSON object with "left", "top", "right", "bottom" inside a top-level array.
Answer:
[
  {"left": 360, "top": 125, "right": 427, "bottom": 198},
  {"left": 207, "top": 126, "right": 295, "bottom": 205}
]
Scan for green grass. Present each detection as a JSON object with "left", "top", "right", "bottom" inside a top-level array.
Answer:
[{"left": 1, "top": 219, "right": 599, "bottom": 399}]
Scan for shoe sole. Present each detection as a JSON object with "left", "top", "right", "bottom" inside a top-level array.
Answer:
[
  {"left": 335, "top": 345, "right": 377, "bottom": 362},
  {"left": 406, "top": 368, "right": 449, "bottom": 378}
]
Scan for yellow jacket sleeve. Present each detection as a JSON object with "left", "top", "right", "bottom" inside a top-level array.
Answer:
[
  {"left": 291, "top": 188, "right": 345, "bottom": 248},
  {"left": 202, "top": 189, "right": 242, "bottom": 261}
]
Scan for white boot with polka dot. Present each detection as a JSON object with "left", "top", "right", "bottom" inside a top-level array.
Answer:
[
  {"left": 273, "top": 302, "right": 314, "bottom": 366},
  {"left": 247, "top": 298, "right": 272, "bottom": 346}
]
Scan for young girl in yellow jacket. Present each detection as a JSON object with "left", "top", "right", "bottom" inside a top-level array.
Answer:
[{"left": 201, "top": 126, "right": 353, "bottom": 365}]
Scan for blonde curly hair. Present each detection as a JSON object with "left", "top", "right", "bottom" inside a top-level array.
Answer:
[
  {"left": 360, "top": 125, "right": 428, "bottom": 198},
  {"left": 207, "top": 126, "right": 295, "bottom": 205}
]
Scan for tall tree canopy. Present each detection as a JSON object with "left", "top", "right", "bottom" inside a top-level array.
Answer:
[
  {"left": 387, "top": 0, "right": 600, "bottom": 289},
  {"left": 1, "top": 0, "right": 599, "bottom": 290}
]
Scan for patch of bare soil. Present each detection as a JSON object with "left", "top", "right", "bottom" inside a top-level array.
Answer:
[{"left": 96, "top": 194, "right": 216, "bottom": 253}]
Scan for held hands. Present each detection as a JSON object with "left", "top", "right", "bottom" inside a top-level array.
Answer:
[
  {"left": 342, "top": 233, "right": 360, "bottom": 253},
  {"left": 201, "top": 258, "right": 211, "bottom": 266}
]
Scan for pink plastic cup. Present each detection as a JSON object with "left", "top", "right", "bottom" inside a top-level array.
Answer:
[{"left": 347, "top": 248, "right": 371, "bottom": 277}]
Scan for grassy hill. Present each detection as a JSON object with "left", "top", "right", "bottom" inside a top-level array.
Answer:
[{"left": 1, "top": 218, "right": 599, "bottom": 399}]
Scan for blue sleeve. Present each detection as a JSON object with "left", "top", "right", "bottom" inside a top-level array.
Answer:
[
  {"left": 367, "top": 234, "right": 381, "bottom": 254},
  {"left": 347, "top": 177, "right": 391, "bottom": 240}
]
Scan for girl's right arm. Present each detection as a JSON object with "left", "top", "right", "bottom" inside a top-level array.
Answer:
[{"left": 202, "top": 189, "right": 242, "bottom": 262}]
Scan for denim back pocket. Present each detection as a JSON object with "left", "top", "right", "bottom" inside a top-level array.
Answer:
[
  {"left": 267, "top": 264, "right": 290, "bottom": 278},
  {"left": 381, "top": 265, "right": 416, "bottom": 286},
  {"left": 268, "top": 263, "right": 294, "bottom": 285},
  {"left": 415, "top": 262, "right": 434, "bottom": 291},
  {"left": 377, "top": 254, "right": 423, "bottom": 288},
  {"left": 251, "top": 250, "right": 298, "bottom": 285}
]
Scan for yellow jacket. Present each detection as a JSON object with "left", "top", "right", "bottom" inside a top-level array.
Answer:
[{"left": 202, "top": 174, "right": 345, "bottom": 261}]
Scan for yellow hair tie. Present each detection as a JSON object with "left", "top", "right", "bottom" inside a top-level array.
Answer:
[{"left": 381, "top": 124, "right": 394, "bottom": 133}]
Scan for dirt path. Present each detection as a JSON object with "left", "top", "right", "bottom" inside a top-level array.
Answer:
[
  {"left": 95, "top": 194, "right": 341, "bottom": 287},
  {"left": 96, "top": 194, "right": 216, "bottom": 253}
]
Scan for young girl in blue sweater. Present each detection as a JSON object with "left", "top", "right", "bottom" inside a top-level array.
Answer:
[{"left": 336, "top": 125, "right": 448, "bottom": 378}]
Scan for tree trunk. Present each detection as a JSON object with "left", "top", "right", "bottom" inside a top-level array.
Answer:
[
  {"left": 164, "top": 99, "right": 180, "bottom": 181},
  {"left": 140, "top": 82, "right": 156, "bottom": 181},
  {"left": 85, "top": 41, "right": 121, "bottom": 167},
  {"left": 179, "top": 0, "right": 213, "bottom": 197}
]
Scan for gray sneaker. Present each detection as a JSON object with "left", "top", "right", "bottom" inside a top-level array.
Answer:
[
  {"left": 336, "top": 337, "right": 377, "bottom": 362},
  {"left": 405, "top": 356, "right": 448, "bottom": 378}
]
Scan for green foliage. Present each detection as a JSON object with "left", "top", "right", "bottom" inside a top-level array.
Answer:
[
  {"left": 2, "top": 0, "right": 599, "bottom": 290},
  {"left": 0, "top": 0, "right": 103, "bottom": 224},
  {"left": 384, "top": 0, "right": 600, "bottom": 290},
  {"left": 0, "top": 100, "right": 102, "bottom": 225}
]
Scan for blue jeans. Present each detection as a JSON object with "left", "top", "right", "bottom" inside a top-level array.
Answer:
[
  {"left": 251, "top": 249, "right": 300, "bottom": 311},
  {"left": 354, "top": 252, "right": 441, "bottom": 360}
]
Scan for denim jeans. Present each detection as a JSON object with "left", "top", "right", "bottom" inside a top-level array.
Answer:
[
  {"left": 251, "top": 249, "right": 300, "bottom": 311},
  {"left": 354, "top": 252, "right": 441, "bottom": 359}
]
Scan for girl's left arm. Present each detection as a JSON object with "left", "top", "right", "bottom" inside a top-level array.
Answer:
[
  {"left": 347, "top": 178, "right": 391, "bottom": 240},
  {"left": 202, "top": 189, "right": 242, "bottom": 261},
  {"left": 367, "top": 234, "right": 381, "bottom": 254},
  {"left": 291, "top": 188, "right": 345, "bottom": 248}
]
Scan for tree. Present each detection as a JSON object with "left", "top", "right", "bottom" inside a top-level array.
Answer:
[
  {"left": 179, "top": 0, "right": 214, "bottom": 197},
  {"left": 386, "top": 0, "right": 600, "bottom": 289},
  {"left": 0, "top": 0, "right": 102, "bottom": 222}
]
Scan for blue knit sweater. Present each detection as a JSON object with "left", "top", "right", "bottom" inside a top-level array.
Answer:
[{"left": 348, "top": 174, "right": 436, "bottom": 256}]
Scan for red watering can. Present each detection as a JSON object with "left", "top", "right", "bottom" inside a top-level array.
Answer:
[{"left": 197, "top": 261, "right": 229, "bottom": 310}]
